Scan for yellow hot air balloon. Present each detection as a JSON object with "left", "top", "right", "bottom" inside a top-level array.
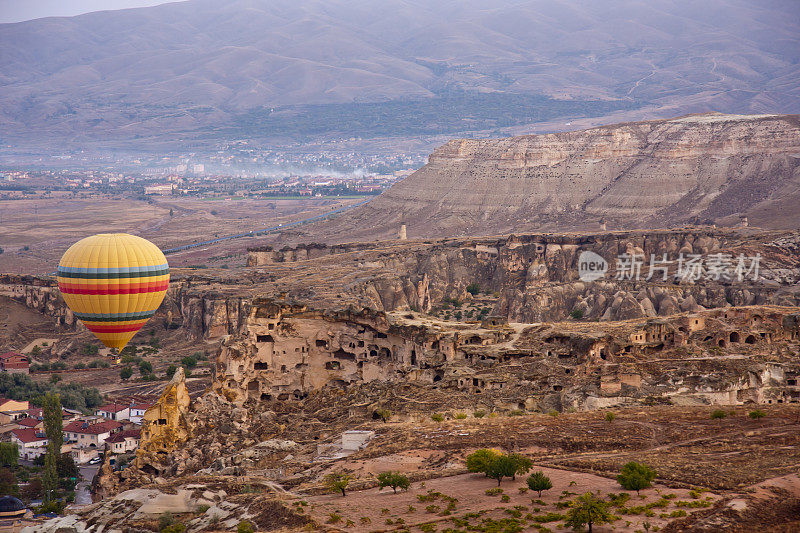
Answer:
[{"left": 56, "top": 234, "right": 170, "bottom": 350}]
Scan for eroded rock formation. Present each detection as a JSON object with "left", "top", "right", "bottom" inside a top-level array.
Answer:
[{"left": 306, "top": 113, "right": 800, "bottom": 241}]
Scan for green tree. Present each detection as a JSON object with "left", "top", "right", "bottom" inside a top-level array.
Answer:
[
  {"left": 466, "top": 283, "right": 480, "bottom": 296},
  {"left": 165, "top": 364, "right": 178, "bottom": 379},
  {"left": 508, "top": 453, "right": 533, "bottom": 480},
  {"left": 564, "top": 492, "right": 614, "bottom": 532},
  {"left": 617, "top": 462, "right": 657, "bottom": 494},
  {"left": 749, "top": 409, "right": 766, "bottom": 419},
  {"left": 31, "top": 345, "right": 41, "bottom": 356},
  {"left": 120, "top": 366, "right": 133, "bottom": 381},
  {"left": 180, "top": 355, "right": 197, "bottom": 369},
  {"left": 375, "top": 408, "right": 391, "bottom": 423},
  {"left": 0, "top": 468, "right": 18, "bottom": 496},
  {"left": 323, "top": 472, "right": 351, "bottom": 497},
  {"left": 42, "top": 392, "right": 63, "bottom": 503},
  {"left": 0, "top": 443, "right": 18, "bottom": 467},
  {"left": 377, "top": 471, "right": 411, "bottom": 493},
  {"left": 527, "top": 470, "right": 553, "bottom": 497},
  {"left": 56, "top": 454, "right": 79, "bottom": 479},
  {"left": 82, "top": 343, "right": 99, "bottom": 356},
  {"left": 466, "top": 448, "right": 501, "bottom": 476},
  {"left": 139, "top": 360, "right": 153, "bottom": 375},
  {"left": 486, "top": 454, "right": 518, "bottom": 486}
]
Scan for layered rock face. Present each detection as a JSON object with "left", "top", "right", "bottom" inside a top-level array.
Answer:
[
  {"left": 319, "top": 113, "right": 800, "bottom": 240},
  {"left": 217, "top": 302, "right": 800, "bottom": 413}
]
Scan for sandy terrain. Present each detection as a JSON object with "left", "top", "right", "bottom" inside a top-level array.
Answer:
[{"left": 0, "top": 196, "right": 363, "bottom": 274}]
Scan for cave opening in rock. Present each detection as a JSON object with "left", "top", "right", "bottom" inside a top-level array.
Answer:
[
  {"left": 256, "top": 334, "right": 275, "bottom": 343},
  {"left": 730, "top": 331, "right": 741, "bottom": 343},
  {"left": 745, "top": 335, "right": 756, "bottom": 344},
  {"left": 254, "top": 362, "right": 268, "bottom": 370}
]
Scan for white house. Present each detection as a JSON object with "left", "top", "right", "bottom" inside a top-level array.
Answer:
[
  {"left": 128, "top": 402, "right": 153, "bottom": 424},
  {"left": 10, "top": 428, "right": 48, "bottom": 460},
  {"left": 94, "top": 403, "right": 130, "bottom": 421},
  {"left": 105, "top": 429, "right": 140, "bottom": 454}
]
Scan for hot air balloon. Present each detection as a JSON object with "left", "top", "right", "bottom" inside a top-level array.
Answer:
[{"left": 56, "top": 234, "right": 169, "bottom": 351}]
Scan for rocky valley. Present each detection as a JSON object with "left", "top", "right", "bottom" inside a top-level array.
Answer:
[{"left": 2, "top": 223, "right": 800, "bottom": 531}]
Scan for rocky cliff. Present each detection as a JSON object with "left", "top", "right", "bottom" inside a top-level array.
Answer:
[{"left": 310, "top": 113, "right": 800, "bottom": 241}]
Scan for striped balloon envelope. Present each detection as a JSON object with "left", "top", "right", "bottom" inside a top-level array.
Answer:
[{"left": 57, "top": 234, "right": 170, "bottom": 350}]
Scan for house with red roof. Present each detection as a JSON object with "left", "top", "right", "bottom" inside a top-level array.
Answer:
[
  {"left": 0, "top": 352, "right": 29, "bottom": 374},
  {"left": 105, "top": 429, "right": 140, "bottom": 454},
  {"left": 10, "top": 428, "right": 48, "bottom": 460},
  {"left": 14, "top": 417, "right": 42, "bottom": 430},
  {"left": 128, "top": 402, "right": 154, "bottom": 424},
  {"left": 64, "top": 419, "right": 123, "bottom": 448},
  {"left": 95, "top": 402, "right": 130, "bottom": 421}
]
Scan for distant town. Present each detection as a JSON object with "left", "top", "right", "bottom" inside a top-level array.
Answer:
[{"left": 0, "top": 167, "right": 416, "bottom": 201}]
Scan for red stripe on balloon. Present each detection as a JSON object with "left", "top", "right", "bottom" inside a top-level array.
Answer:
[
  {"left": 84, "top": 324, "right": 145, "bottom": 333},
  {"left": 58, "top": 280, "right": 169, "bottom": 295}
]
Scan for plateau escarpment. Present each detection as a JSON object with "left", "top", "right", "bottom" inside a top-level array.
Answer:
[{"left": 307, "top": 113, "right": 800, "bottom": 241}]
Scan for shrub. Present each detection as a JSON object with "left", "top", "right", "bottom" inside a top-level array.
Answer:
[
  {"left": 748, "top": 409, "right": 766, "bottom": 419},
  {"left": 473, "top": 410, "right": 486, "bottom": 418},
  {"left": 237, "top": 521, "right": 255, "bottom": 533},
  {"left": 119, "top": 366, "right": 133, "bottom": 381},
  {"left": 547, "top": 409, "right": 559, "bottom": 417},
  {"left": 466, "top": 283, "right": 481, "bottom": 296},
  {"left": 605, "top": 412, "right": 616, "bottom": 422},
  {"left": 570, "top": 308, "right": 584, "bottom": 320},
  {"left": 509, "top": 409, "right": 525, "bottom": 416},
  {"left": 527, "top": 471, "right": 553, "bottom": 497},
  {"left": 710, "top": 409, "right": 727, "bottom": 419},
  {"left": 454, "top": 412, "right": 467, "bottom": 419},
  {"left": 377, "top": 471, "right": 411, "bottom": 493},
  {"left": 617, "top": 462, "right": 657, "bottom": 494},
  {"left": 375, "top": 408, "right": 392, "bottom": 422},
  {"left": 431, "top": 413, "right": 444, "bottom": 422}
]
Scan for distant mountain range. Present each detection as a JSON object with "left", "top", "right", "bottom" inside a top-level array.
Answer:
[{"left": 1, "top": 0, "right": 799, "bottom": 145}]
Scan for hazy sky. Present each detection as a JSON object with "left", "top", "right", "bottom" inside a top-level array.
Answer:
[{"left": 0, "top": 0, "right": 178, "bottom": 23}]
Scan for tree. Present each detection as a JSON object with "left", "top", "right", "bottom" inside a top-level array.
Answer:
[
  {"left": 617, "top": 462, "right": 657, "bottom": 494},
  {"left": 486, "top": 454, "right": 518, "bottom": 486},
  {"left": 466, "top": 283, "right": 480, "bottom": 296},
  {"left": 508, "top": 453, "right": 533, "bottom": 480},
  {"left": 466, "top": 449, "right": 501, "bottom": 476},
  {"left": 323, "top": 472, "right": 351, "bottom": 497},
  {"left": 377, "top": 472, "right": 411, "bottom": 493},
  {"left": 50, "top": 374, "right": 61, "bottom": 384},
  {"left": 31, "top": 345, "right": 41, "bottom": 356},
  {"left": 0, "top": 442, "right": 19, "bottom": 467},
  {"left": 42, "top": 392, "right": 63, "bottom": 503},
  {"left": 181, "top": 355, "right": 197, "bottom": 369},
  {"left": 56, "top": 454, "right": 79, "bottom": 479},
  {"left": 0, "top": 467, "right": 18, "bottom": 496},
  {"left": 120, "top": 366, "right": 133, "bottom": 381},
  {"left": 564, "top": 492, "right": 614, "bottom": 533},
  {"left": 166, "top": 364, "right": 178, "bottom": 379},
  {"left": 527, "top": 471, "right": 553, "bottom": 497},
  {"left": 139, "top": 360, "right": 153, "bottom": 375},
  {"left": 82, "top": 343, "right": 99, "bottom": 356}
]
